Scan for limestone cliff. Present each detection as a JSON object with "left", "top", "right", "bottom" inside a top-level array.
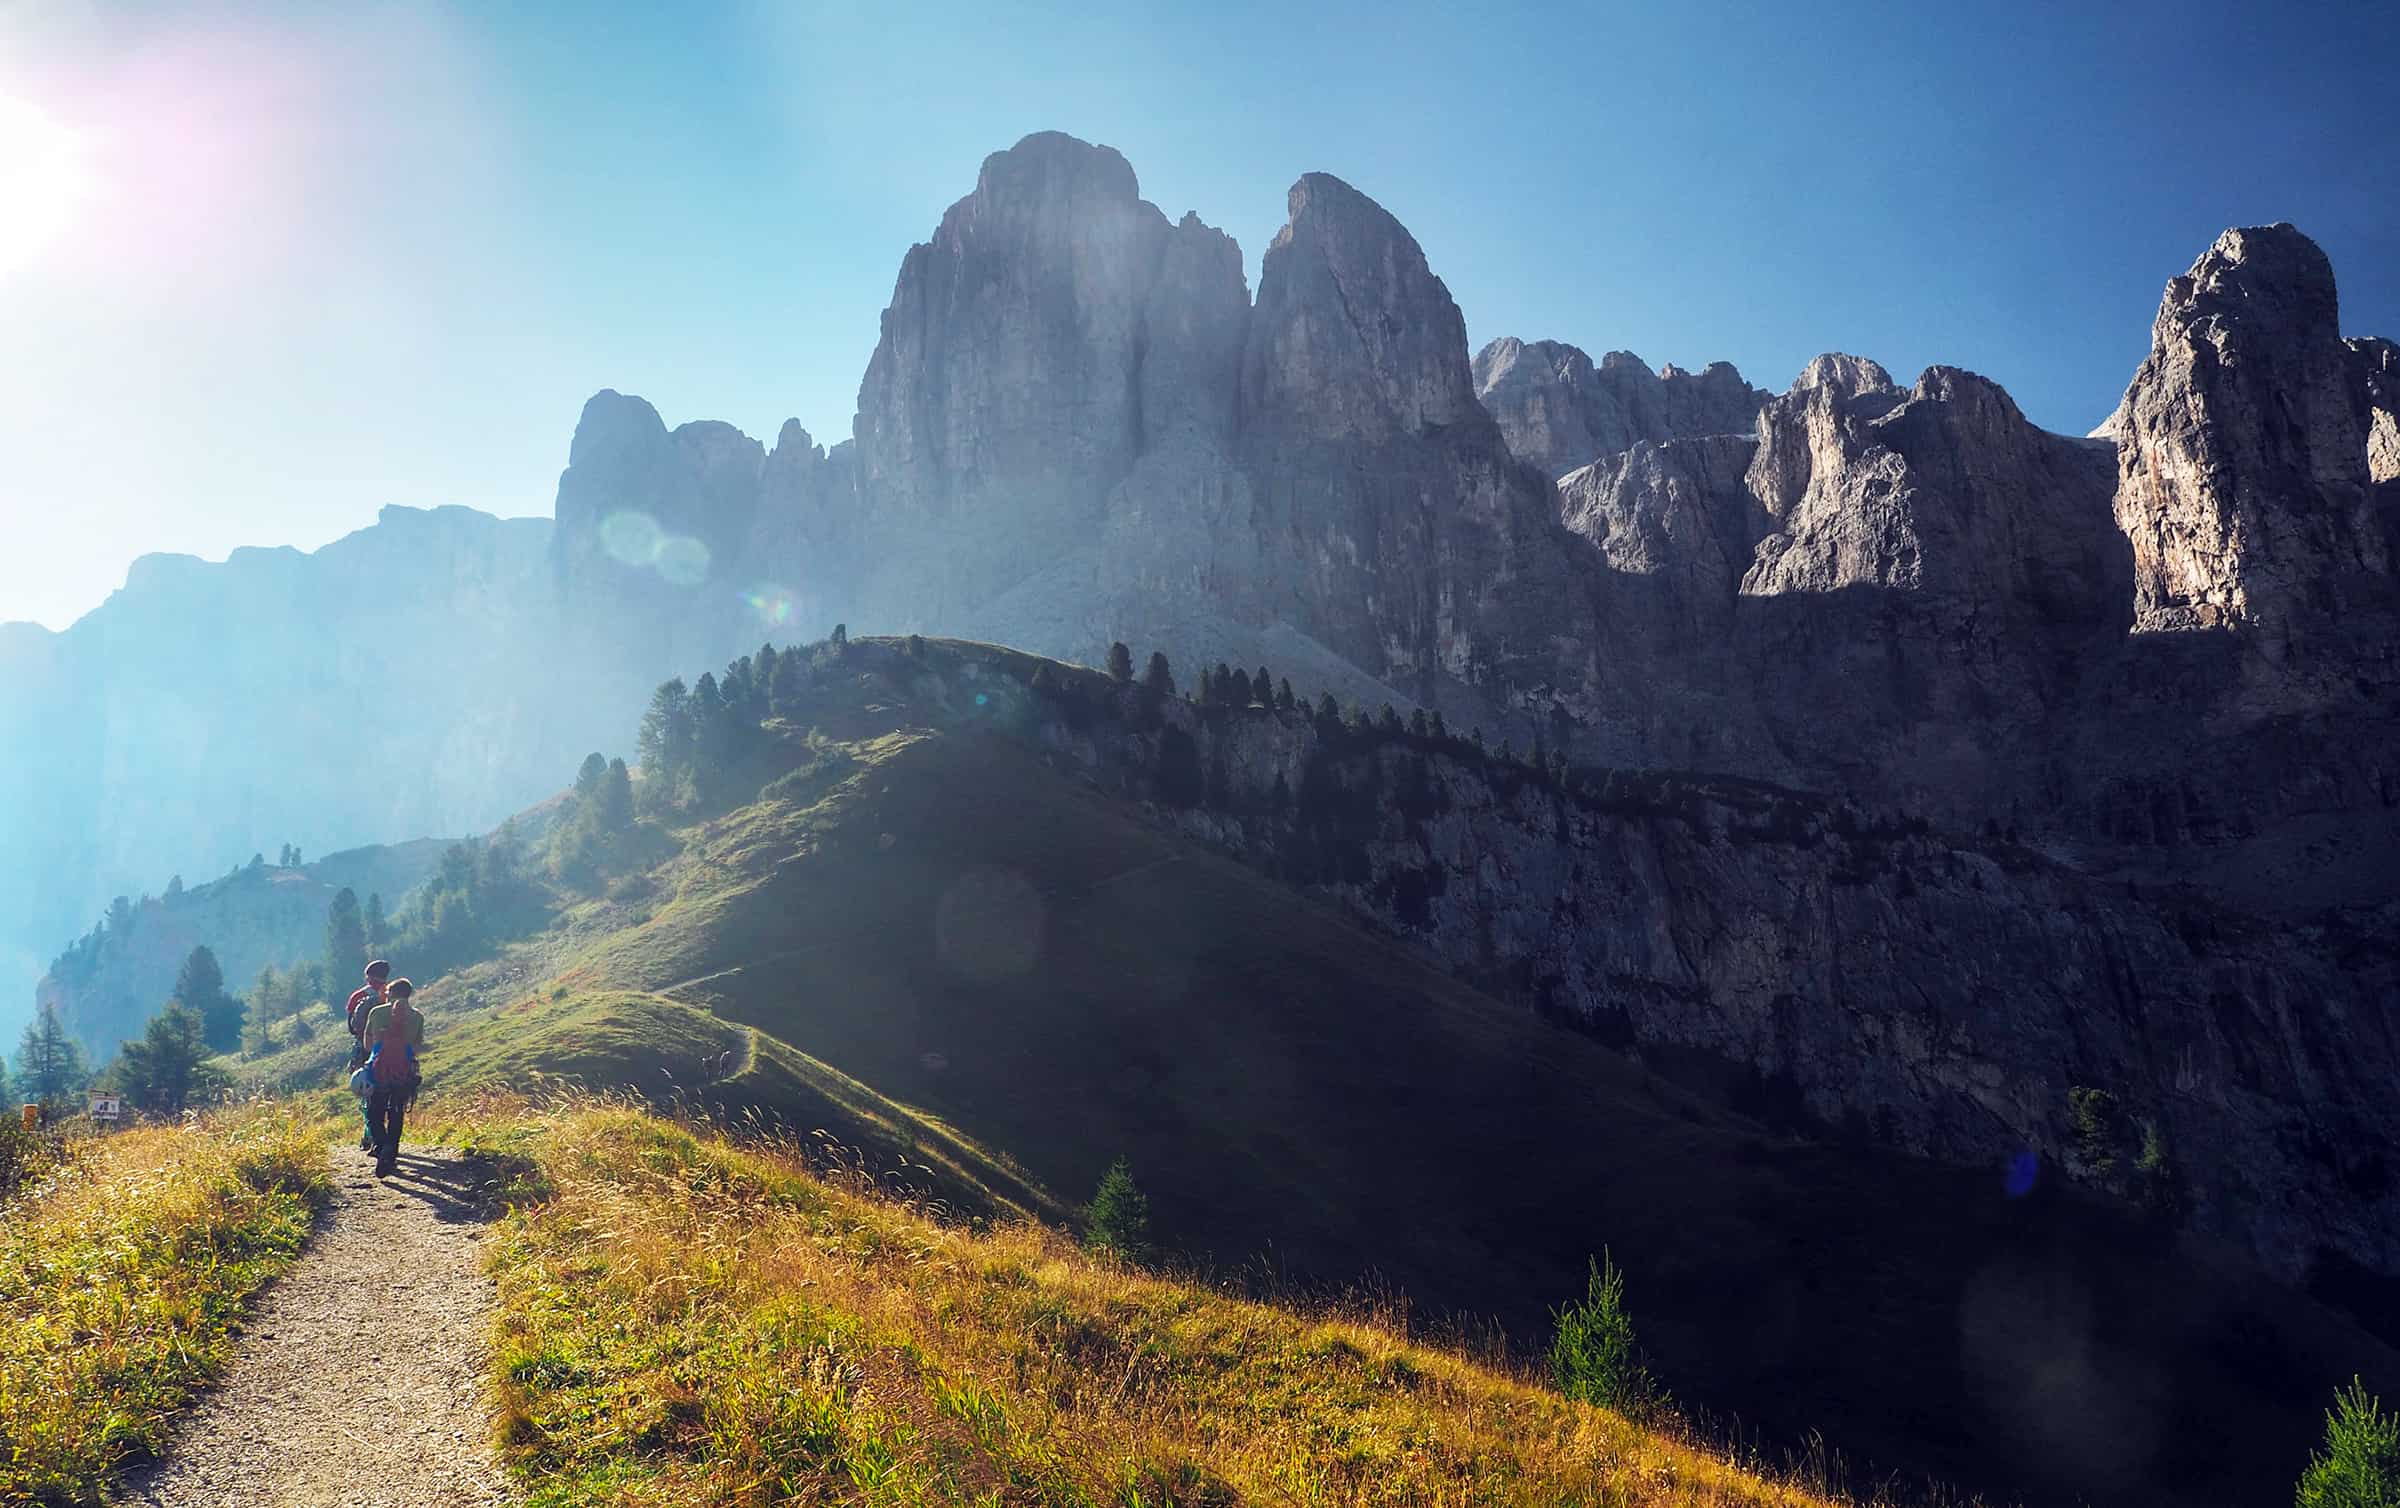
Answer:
[{"left": 1474, "top": 337, "right": 1770, "bottom": 478}]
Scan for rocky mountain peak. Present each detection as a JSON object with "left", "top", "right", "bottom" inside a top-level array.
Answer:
[
  {"left": 1472, "top": 338, "right": 1770, "bottom": 479},
  {"left": 1243, "top": 172, "right": 1479, "bottom": 444},
  {"left": 2112, "top": 222, "right": 2388, "bottom": 635}
]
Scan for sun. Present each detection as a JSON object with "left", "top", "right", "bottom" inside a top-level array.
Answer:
[{"left": 0, "top": 93, "right": 90, "bottom": 280}]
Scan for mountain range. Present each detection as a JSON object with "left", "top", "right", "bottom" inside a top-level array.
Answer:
[{"left": 5, "top": 130, "right": 2394, "bottom": 1314}]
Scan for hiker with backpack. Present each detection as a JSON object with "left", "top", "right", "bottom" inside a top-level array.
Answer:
[
  {"left": 343, "top": 960, "right": 392, "bottom": 1151},
  {"left": 358, "top": 977, "right": 424, "bottom": 1177}
]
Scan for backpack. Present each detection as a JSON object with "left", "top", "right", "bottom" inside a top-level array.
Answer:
[{"left": 370, "top": 1001, "right": 420, "bottom": 1087}]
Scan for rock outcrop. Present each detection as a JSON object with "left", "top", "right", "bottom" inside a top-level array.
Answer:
[
  {"left": 2111, "top": 224, "right": 2392, "bottom": 637},
  {"left": 1474, "top": 337, "right": 1770, "bottom": 478}
]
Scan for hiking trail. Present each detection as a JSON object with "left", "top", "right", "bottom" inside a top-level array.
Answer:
[{"left": 118, "top": 1148, "right": 516, "bottom": 1508}]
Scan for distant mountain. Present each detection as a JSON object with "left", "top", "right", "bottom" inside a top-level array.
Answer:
[
  {"left": 37, "top": 839, "right": 448, "bottom": 1055},
  {"left": 0, "top": 504, "right": 627, "bottom": 1045}
]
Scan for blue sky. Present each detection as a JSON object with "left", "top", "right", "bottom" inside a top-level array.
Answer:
[{"left": 2, "top": 0, "right": 2393, "bottom": 631}]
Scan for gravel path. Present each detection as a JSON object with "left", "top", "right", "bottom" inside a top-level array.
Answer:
[{"left": 118, "top": 1148, "right": 517, "bottom": 1508}]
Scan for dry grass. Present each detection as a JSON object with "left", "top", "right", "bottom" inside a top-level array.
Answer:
[
  {"left": 0, "top": 1103, "right": 329, "bottom": 1504},
  {"left": 473, "top": 1097, "right": 1841, "bottom": 1507}
]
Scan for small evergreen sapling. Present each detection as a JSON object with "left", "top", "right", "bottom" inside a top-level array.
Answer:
[
  {"left": 2295, "top": 1376, "right": 2398, "bottom": 1508},
  {"left": 1084, "top": 1156, "right": 1154, "bottom": 1263},
  {"left": 1550, "top": 1249, "right": 1663, "bottom": 1420}
]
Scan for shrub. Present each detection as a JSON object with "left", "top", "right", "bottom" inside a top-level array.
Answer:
[
  {"left": 1084, "top": 1156, "right": 1153, "bottom": 1263},
  {"left": 1550, "top": 1249, "right": 1662, "bottom": 1419},
  {"left": 2068, "top": 1086, "right": 2119, "bottom": 1177},
  {"left": 2295, "top": 1376, "right": 2398, "bottom": 1508}
]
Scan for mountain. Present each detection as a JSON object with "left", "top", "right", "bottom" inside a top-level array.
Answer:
[
  {"left": 4, "top": 134, "right": 2393, "bottom": 1298},
  {"left": 246, "top": 636, "right": 2398, "bottom": 1508},
  {"left": 1472, "top": 337, "right": 1772, "bottom": 479},
  {"left": 0, "top": 505, "right": 626, "bottom": 1045}
]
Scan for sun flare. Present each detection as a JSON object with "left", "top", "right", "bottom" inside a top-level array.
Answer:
[{"left": 0, "top": 93, "right": 90, "bottom": 278}]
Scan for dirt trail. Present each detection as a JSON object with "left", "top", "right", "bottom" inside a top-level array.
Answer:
[{"left": 118, "top": 1148, "right": 516, "bottom": 1508}]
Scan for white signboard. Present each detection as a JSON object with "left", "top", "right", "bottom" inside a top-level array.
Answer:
[{"left": 87, "top": 1094, "right": 123, "bottom": 1122}]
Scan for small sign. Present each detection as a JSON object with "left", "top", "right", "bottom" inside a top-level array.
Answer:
[{"left": 87, "top": 1094, "right": 123, "bottom": 1124}]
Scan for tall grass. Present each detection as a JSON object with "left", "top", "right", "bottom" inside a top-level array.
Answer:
[
  {"left": 0, "top": 1104, "right": 329, "bottom": 1504},
  {"left": 473, "top": 1096, "right": 1844, "bottom": 1507}
]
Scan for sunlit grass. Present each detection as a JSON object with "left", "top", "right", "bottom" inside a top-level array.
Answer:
[
  {"left": 474, "top": 1096, "right": 1840, "bottom": 1507},
  {"left": 0, "top": 1104, "right": 329, "bottom": 1503}
]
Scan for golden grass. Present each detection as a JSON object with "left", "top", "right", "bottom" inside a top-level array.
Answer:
[
  {"left": 0, "top": 1103, "right": 329, "bottom": 1504},
  {"left": 474, "top": 1098, "right": 1839, "bottom": 1507}
]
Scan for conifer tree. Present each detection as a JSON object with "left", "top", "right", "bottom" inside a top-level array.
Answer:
[
  {"left": 16, "top": 1005, "right": 88, "bottom": 1107},
  {"left": 1085, "top": 1156, "right": 1154, "bottom": 1263},
  {"left": 574, "top": 752, "right": 607, "bottom": 802},
  {"left": 1431, "top": 710, "right": 1448, "bottom": 740},
  {"left": 364, "top": 892, "right": 389, "bottom": 952},
  {"left": 1144, "top": 651, "right": 1174, "bottom": 697},
  {"left": 769, "top": 649, "right": 807, "bottom": 720},
  {"left": 1276, "top": 678, "right": 1295, "bottom": 712},
  {"left": 1230, "top": 668, "right": 1253, "bottom": 707},
  {"left": 1411, "top": 708, "right": 1429, "bottom": 738},
  {"left": 636, "top": 678, "right": 693, "bottom": 782},
  {"left": 755, "top": 642, "right": 781, "bottom": 700},
  {"left": 164, "top": 874, "right": 184, "bottom": 899},
  {"left": 1107, "top": 642, "right": 1135, "bottom": 683},
  {"left": 111, "top": 1002, "right": 223, "bottom": 1116},
  {"left": 174, "top": 945, "right": 244, "bottom": 1054},
  {"left": 599, "top": 759, "right": 635, "bottom": 831},
  {"left": 1254, "top": 666, "right": 1272, "bottom": 704},
  {"left": 1378, "top": 704, "right": 1403, "bottom": 734},
  {"left": 830, "top": 623, "right": 848, "bottom": 649},
  {"left": 324, "top": 888, "right": 366, "bottom": 995},
  {"left": 1316, "top": 691, "right": 1340, "bottom": 726}
]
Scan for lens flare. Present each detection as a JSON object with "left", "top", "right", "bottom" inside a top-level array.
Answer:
[
  {"left": 598, "top": 510, "right": 662, "bottom": 566},
  {"left": 2002, "top": 1147, "right": 2039, "bottom": 1198},
  {"left": 742, "top": 584, "right": 796, "bottom": 626},
  {"left": 655, "top": 535, "right": 710, "bottom": 587}
]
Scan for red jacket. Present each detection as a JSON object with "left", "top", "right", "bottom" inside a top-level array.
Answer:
[{"left": 346, "top": 986, "right": 381, "bottom": 1038}]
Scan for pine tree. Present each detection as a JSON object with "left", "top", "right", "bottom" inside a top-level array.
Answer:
[
  {"left": 1230, "top": 669, "right": 1253, "bottom": 707},
  {"left": 1144, "top": 651, "right": 1174, "bottom": 697},
  {"left": 1254, "top": 667, "right": 1272, "bottom": 705},
  {"left": 324, "top": 888, "right": 366, "bottom": 996},
  {"left": 0, "top": 1050, "right": 12, "bottom": 1107},
  {"left": 16, "top": 1005, "right": 88, "bottom": 1106},
  {"left": 164, "top": 874, "right": 184, "bottom": 899},
  {"left": 599, "top": 759, "right": 636, "bottom": 831},
  {"left": 1316, "top": 691, "right": 1340, "bottom": 726},
  {"left": 292, "top": 846, "right": 303, "bottom": 867},
  {"left": 769, "top": 648, "right": 808, "bottom": 720},
  {"left": 574, "top": 752, "right": 608, "bottom": 802},
  {"left": 1107, "top": 642, "right": 1135, "bottom": 683},
  {"left": 111, "top": 1002, "right": 224, "bottom": 1116},
  {"left": 2295, "top": 1376, "right": 2399, "bottom": 1508},
  {"left": 636, "top": 678, "right": 693, "bottom": 784},
  {"left": 755, "top": 642, "right": 781, "bottom": 702},
  {"left": 364, "top": 892, "right": 389, "bottom": 952},
  {"left": 1431, "top": 710, "right": 1448, "bottom": 740},
  {"left": 278, "top": 844, "right": 292, "bottom": 868},
  {"left": 830, "top": 623, "right": 848, "bottom": 649},
  {"left": 1410, "top": 708, "right": 1429, "bottom": 738},
  {"left": 1377, "top": 703, "right": 1403, "bottom": 734},
  {"left": 1276, "top": 678, "right": 1295, "bottom": 712},
  {"left": 174, "top": 945, "right": 244, "bottom": 1054},
  {"left": 1084, "top": 1156, "right": 1154, "bottom": 1263}
]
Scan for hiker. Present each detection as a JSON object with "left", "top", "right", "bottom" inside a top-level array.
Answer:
[
  {"left": 344, "top": 960, "right": 392, "bottom": 1151},
  {"left": 360, "top": 977, "right": 424, "bottom": 1177}
]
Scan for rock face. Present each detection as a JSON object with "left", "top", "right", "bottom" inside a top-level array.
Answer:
[
  {"left": 1474, "top": 337, "right": 1771, "bottom": 478},
  {"left": 2112, "top": 225, "right": 2391, "bottom": 637},
  {"left": 852, "top": 640, "right": 2400, "bottom": 1298}
]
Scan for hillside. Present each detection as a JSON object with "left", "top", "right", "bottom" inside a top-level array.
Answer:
[
  {"left": 35, "top": 838, "right": 450, "bottom": 1056},
  {"left": 245, "top": 635, "right": 2398, "bottom": 1508}
]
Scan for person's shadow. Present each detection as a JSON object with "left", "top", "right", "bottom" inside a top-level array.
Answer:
[{"left": 381, "top": 1152, "right": 507, "bottom": 1225}]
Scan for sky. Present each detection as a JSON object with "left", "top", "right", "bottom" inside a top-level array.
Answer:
[{"left": 0, "top": 0, "right": 2393, "bottom": 632}]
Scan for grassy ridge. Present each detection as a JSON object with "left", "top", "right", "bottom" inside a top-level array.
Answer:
[
  {"left": 0, "top": 1106, "right": 330, "bottom": 1503},
  {"left": 472, "top": 1098, "right": 1835, "bottom": 1507}
]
